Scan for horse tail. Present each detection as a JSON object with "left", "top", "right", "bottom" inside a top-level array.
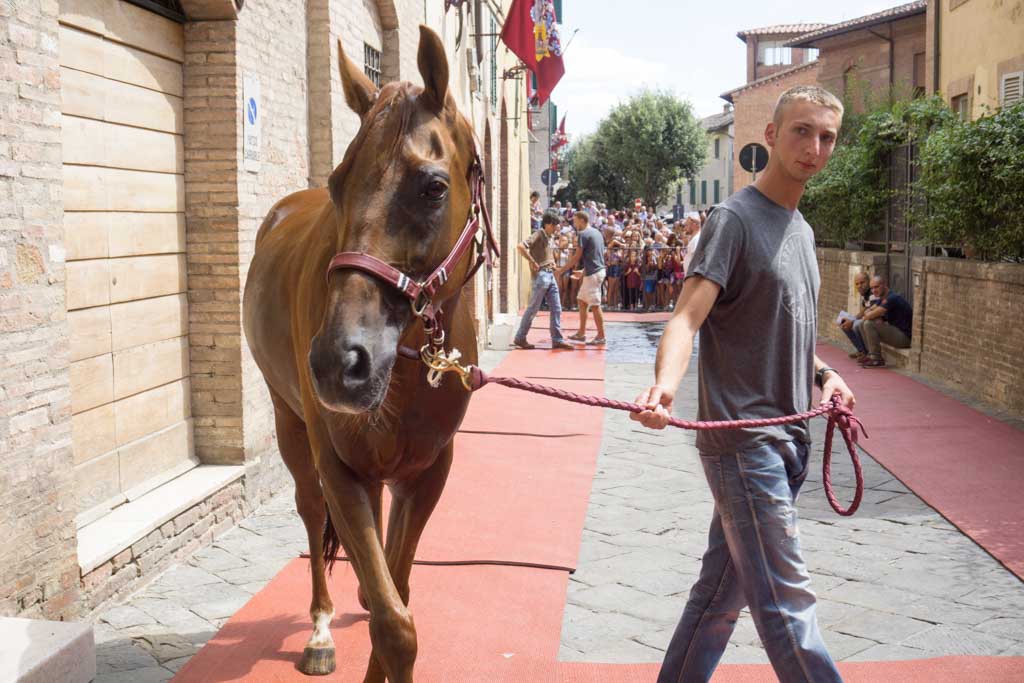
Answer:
[{"left": 322, "top": 502, "right": 342, "bottom": 574}]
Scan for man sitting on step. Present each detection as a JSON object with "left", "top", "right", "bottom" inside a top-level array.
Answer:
[{"left": 859, "top": 275, "right": 913, "bottom": 368}]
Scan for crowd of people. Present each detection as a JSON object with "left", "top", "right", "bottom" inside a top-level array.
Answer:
[{"left": 530, "top": 193, "right": 709, "bottom": 313}]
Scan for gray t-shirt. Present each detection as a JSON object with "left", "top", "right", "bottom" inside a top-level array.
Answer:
[
  {"left": 577, "top": 227, "right": 606, "bottom": 275},
  {"left": 685, "top": 186, "right": 820, "bottom": 455}
]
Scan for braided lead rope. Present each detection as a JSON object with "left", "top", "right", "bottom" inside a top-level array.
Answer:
[{"left": 468, "top": 368, "right": 867, "bottom": 516}]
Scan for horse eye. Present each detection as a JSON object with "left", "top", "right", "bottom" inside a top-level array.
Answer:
[{"left": 422, "top": 180, "right": 448, "bottom": 201}]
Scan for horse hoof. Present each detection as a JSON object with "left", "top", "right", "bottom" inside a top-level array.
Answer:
[
  {"left": 299, "top": 646, "right": 336, "bottom": 676},
  {"left": 357, "top": 587, "right": 369, "bottom": 611}
]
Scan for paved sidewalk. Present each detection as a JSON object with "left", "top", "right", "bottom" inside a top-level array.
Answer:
[{"left": 558, "top": 322, "right": 1024, "bottom": 665}]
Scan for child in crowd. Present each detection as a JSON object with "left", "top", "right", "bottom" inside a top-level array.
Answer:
[
  {"left": 623, "top": 251, "right": 642, "bottom": 311},
  {"left": 605, "top": 244, "right": 623, "bottom": 310},
  {"left": 659, "top": 248, "right": 678, "bottom": 310},
  {"left": 641, "top": 250, "right": 659, "bottom": 312}
]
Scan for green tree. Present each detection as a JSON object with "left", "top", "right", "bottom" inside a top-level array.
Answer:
[
  {"left": 562, "top": 90, "right": 705, "bottom": 208},
  {"left": 561, "top": 133, "right": 629, "bottom": 208}
]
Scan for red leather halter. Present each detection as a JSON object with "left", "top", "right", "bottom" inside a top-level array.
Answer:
[{"left": 325, "top": 152, "right": 500, "bottom": 361}]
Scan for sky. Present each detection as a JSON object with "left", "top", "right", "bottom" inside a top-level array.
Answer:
[{"left": 555, "top": 0, "right": 909, "bottom": 138}]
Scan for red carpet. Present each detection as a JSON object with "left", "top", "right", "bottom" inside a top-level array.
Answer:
[
  {"left": 818, "top": 343, "right": 1024, "bottom": 579},
  {"left": 176, "top": 344, "right": 1024, "bottom": 681}
]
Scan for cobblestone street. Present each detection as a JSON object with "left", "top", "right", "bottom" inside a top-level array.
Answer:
[
  {"left": 90, "top": 322, "right": 1024, "bottom": 681},
  {"left": 559, "top": 322, "right": 1024, "bottom": 665}
]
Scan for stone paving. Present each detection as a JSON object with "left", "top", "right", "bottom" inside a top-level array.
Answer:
[
  {"left": 89, "top": 323, "right": 1024, "bottom": 681},
  {"left": 558, "top": 321, "right": 1024, "bottom": 665}
]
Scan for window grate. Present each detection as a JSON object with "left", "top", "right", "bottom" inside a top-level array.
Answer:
[{"left": 364, "top": 43, "right": 382, "bottom": 88}]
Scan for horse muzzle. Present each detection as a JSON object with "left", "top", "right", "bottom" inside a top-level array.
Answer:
[{"left": 308, "top": 331, "right": 397, "bottom": 413}]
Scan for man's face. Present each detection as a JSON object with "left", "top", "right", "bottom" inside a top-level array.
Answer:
[
  {"left": 765, "top": 101, "right": 841, "bottom": 184},
  {"left": 870, "top": 278, "right": 888, "bottom": 298},
  {"left": 854, "top": 274, "right": 869, "bottom": 295},
  {"left": 543, "top": 221, "right": 557, "bottom": 236},
  {"left": 573, "top": 216, "right": 587, "bottom": 230}
]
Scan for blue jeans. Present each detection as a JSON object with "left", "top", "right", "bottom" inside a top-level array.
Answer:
[
  {"left": 843, "top": 319, "right": 867, "bottom": 354},
  {"left": 515, "top": 269, "right": 564, "bottom": 344},
  {"left": 658, "top": 440, "right": 841, "bottom": 683}
]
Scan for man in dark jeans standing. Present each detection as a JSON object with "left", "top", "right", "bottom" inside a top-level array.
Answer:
[
  {"left": 513, "top": 211, "right": 574, "bottom": 350},
  {"left": 632, "top": 85, "right": 856, "bottom": 683}
]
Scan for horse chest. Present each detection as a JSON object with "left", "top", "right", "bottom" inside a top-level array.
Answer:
[{"left": 324, "top": 387, "right": 468, "bottom": 482}]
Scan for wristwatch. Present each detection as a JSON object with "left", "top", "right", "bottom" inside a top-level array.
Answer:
[{"left": 815, "top": 367, "right": 838, "bottom": 389}]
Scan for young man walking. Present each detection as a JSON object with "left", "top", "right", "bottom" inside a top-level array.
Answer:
[
  {"left": 632, "top": 86, "right": 856, "bottom": 683},
  {"left": 557, "top": 210, "right": 607, "bottom": 345},
  {"left": 513, "top": 210, "right": 574, "bottom": 350}
]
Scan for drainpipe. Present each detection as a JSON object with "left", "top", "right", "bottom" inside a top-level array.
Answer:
[
  {"left": 868, "top": 25, "right": 895, "bottom": 97},
  {"left": 933, "top": 0, "right": 941, "bottom": 93}
]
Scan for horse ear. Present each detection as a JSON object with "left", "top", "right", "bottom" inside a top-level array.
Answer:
[
  {"left": 417, "top": 25, "right": 448, "bottom": 113},
  {"left": 338, "top": 39, "right": 377, "bottom": 116}
]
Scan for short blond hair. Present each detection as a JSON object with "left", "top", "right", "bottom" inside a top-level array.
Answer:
[{"left": 773, "top": 85, "right": 844, "bottom": 126}]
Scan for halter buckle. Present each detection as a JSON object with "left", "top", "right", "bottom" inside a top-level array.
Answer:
[{"left": 411, "top": 290, "right": 431, "bottom": 318}]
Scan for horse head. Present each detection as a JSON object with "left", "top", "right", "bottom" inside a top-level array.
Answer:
[{"left": 309, "top": 26, "right": 478, "bottom": 414}]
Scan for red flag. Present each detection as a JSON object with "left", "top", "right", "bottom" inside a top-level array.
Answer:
[
  {"left": 552, "top": 114, "right": 567, "bottom": 149},
  {"left": 500, "top": 0, "right": 565, "bottom": 106}
]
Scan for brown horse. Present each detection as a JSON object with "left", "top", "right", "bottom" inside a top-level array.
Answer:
[{"left": 242, "top": 26, "right": 492, "bottom": 682}]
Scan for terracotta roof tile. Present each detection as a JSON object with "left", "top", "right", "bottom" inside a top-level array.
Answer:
[{"left": 737, "top": 23, "right": 829, "bottom": 42}]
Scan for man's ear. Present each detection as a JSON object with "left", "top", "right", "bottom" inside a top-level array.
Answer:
[
  {"left": 764, "top": 122, "right": 777, "bottom": 148},
  {"left": 338, "top": 39, "right": 378, "bottom": 116}
]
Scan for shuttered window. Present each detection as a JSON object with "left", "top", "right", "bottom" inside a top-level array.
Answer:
[
  {"left": 701, "top": 180, "right": 707, "bottom": 205},
  {"left": 1001, "top": 72, "right": 1023, "bottom": 109},
  {"left": 689, "top": 183, "right": 696, "bottom": 205},
  {"left": 713, "top": 180, "right": 720, "bottom": 204}
]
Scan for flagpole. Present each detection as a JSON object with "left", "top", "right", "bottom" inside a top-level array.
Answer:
[{"left": 547, "top": 102, "right": 553, "bottom": 207}]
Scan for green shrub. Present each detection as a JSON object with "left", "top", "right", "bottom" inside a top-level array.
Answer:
[{"left": 914, "top": 102, "right": 1024, "bottom": 260}]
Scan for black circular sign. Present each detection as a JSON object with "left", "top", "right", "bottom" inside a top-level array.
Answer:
[
  {"left": 541, "top": 168, "right": 559, "bottom": 186},
  {"left": 739, "top": 142, "right": 769, "bottom": 173}
]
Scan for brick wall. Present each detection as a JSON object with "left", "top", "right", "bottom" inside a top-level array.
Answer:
[
  {"left": 816, "top": 249, "right": 1024, "bottom": 416},
  {"left": 184, "top": 20, "right": 244, "bottom": 466},
  {"left": 80, "top": 480, "right": 245, "bottom": 613},
  {"left": 0, "top": 0, "right": 81, "bottom": 620},
  {"left": 814, "top": 15, "right": 927, "bottom": 108},
  {"left": 911, "top": 258, "right": 1024, "bottom": 414},
  {"left": 815, "top": 248, "right": 887, "bottom": 345},
  {"left": 730, "top": 62, "right": 820, "bottom": 193},
  {"left": 236, "top": 0, "right": 309, "bottom": 477}
]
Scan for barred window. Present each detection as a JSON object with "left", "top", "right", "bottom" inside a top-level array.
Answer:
[{"left": 364, "top": 43, "right": 382, "bottom": 88}]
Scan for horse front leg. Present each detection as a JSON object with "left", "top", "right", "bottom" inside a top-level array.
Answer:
[
  {"left": 360, "top": 445, "right": 453, "bottom": 682},
  {"left": 357, "top": 481, "right": 383, "bottom": 612},
  {"left": 384, "top": 444, "right": 454, "bottom": 605},
  {"left": 315, "top": 447, "right": 416, "bottom": 683},
  {"left": 269, "top": 391, "right": 336, "bottom": 675}
]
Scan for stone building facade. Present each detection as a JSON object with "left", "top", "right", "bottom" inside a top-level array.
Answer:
[
  {"left": 925, "top": 0, "right": 1024, "bottom": 118},
  {"left": 1, "top": 0, "right": 530, "bottom": 620},
  {"left": 681, "top": 107, "right": 734, "bottom": 211}
]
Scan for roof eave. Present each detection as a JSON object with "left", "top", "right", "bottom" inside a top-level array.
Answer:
[{"left": 786, "top": 6, "right": 927, "bottom": 47}]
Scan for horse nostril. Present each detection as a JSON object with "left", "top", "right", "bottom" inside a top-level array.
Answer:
[{"left": 341, "top": 344, "right": 371, "bottom": 384}]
